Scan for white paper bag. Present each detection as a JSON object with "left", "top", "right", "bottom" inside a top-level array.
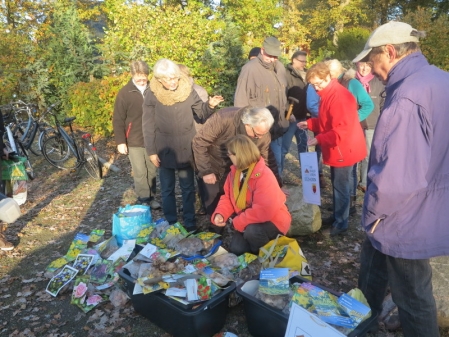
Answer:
[{"left": 300, "top": 152, "right": 321, "bottom": 205}]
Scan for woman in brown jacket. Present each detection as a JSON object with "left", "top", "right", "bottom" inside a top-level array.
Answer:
[{"left": 142, "top": 59, "right": 223, "bottom": 230}]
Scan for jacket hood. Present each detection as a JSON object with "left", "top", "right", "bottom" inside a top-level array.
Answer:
[{"left": 149, "top": 74, "right": 192, "bottom": 106}]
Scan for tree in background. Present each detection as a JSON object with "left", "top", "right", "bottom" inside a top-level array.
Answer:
[
  {"left": 402, "top": 7, "right": 449, "bottom": 71},
  {"left": 332, "top": 26, "right": 371, "bottom": 61},
  {"left": 217, "top": 0, "right": 282, "bottom": 47},
  {"left": 278, "top": 0, "right": 310, "bottom": 56}
]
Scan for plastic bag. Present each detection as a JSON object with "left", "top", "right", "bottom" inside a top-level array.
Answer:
[
  {"left": 112, "top": 205, "right": 152, "bottom": 245},
  {"left": 259, "top": 235, "right": 311, "bottom": 280}
]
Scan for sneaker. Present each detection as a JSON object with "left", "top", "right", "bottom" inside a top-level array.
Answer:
[
  {"left": 0, "top": 233, "right": 14, "bottom": 251},
  {"left": 149, "top": 199, "right": 161, "bottom": 210},
  {"left": 330, "top": 226, "right": 348, "bottom": 236}
]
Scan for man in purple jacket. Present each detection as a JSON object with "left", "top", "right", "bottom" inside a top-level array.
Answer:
[{"left": 353, "top": 21, "right": 449, "bottom": 336}]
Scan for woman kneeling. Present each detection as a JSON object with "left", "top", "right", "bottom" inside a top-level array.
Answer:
[{"left": 212, "top": 135, "right": 291, "bottom": 255}]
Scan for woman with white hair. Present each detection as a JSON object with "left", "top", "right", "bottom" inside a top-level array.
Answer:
[{"left": 142, "top": 59, "right": 223, "bottom": 231}]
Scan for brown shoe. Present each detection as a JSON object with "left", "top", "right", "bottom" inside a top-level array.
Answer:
[{"left": 0, "top": 233, "right": 14, "bottom": 251}]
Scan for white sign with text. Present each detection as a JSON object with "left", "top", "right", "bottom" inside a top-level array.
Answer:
[{"left": 300, "top": 152, "right": 321, "bottom": 205}]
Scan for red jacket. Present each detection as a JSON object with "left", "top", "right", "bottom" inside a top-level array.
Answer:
[
  {"left": 212, "top": 157, "right": 291, "bottom": 234},
  {"left": 307, "top": 79, "right": 366, "bottom": 167}
]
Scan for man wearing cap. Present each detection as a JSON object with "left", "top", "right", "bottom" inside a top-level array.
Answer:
[
  {"left": 247, "top": 47, "right": 261, "bottom": 61},
  {"left": 234, "top": 37, "right": 289, "bottom": 176},
  {"left": 354, "top": 21, "right": 449, "bottom": 336}
]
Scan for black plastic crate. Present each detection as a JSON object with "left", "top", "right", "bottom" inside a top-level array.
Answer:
[
  {"left": 236, "top": 276, "right": 378, "bottom": 337},
  {"left": 118, "top": 267, "right": 236, "bottom": 337}
]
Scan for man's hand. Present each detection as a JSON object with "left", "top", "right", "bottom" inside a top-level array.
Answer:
[
  {"left": 213, "top": 214, "right": 226, "bottom": 227},
  {"left": 208, "top": 96, "right": 224, "bottom": 109},
  {"left": 297, "top": 121, "right": 308, "bottom": 130},
  {"left": 149, "top": 154, "right": 160, "bottom": 167},
  {"left": 289, "top": 115, "right": 296, "bottom": 123},
  {"left": 203, "top": 173, "right": 217, "bottom": 184},
  {"left": 117, "top": 143, "right": 128, "bottom": 155}
]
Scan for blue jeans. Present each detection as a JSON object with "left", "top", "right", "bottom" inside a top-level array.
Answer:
[
  {"left": 281, "top": 121, "right": 308, "bottom": 175},
  {"left": 351, "top": 163, "right": 358, "bottom": 197},
  {"left": 359, "top": 129, "right": 374, "bottom": 188},
  {"left": 330, "top": 165, "right": 352, "bottom": 230},
  {"left": 314, "top": 133, "right": 323, "bottom": 175},
  {"left": 358, "top": 238, "right": 439, "bottom": 337},
  {"left": 270, "top": 137, "right": 283, "bottom": 176},
  {"left": 159, "top": 166, "right": 196, "bottom": 229}
]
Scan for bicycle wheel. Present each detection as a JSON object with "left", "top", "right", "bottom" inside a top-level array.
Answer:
[
  {"left": 82, "top": 142, "right": 102, "bottom": 179},
  {"left": 35, "top": 126, "right": 55, "bottom": 156},
  {"left": 42, "top": 134, "right": 78, "bottom": 169}
]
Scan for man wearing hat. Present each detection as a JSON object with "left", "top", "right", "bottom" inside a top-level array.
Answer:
[
  {"left": 234, "top": 37, "right": 289, "bottom": 176},
  {"left": 354, "top": 21, "right": 449, "bottom": 336}
]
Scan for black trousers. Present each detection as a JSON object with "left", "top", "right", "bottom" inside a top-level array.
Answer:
[{"left": 229, "top": 221, "right": 282, "bottom": 255}]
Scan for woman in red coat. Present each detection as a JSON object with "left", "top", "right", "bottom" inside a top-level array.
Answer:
[
  {"left": 212, "top": 135, "right": 291, "bottom": 255},
  {"left": 298, "top": 62, "right": 366, "bottom": 236}
]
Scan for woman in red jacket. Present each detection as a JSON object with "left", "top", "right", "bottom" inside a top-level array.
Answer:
[
  {"left": 298, "top": 62, "right": 366, "bottom": 236},
  {"left": 212, "top": 135, "right": 291, "bottom": 255}
]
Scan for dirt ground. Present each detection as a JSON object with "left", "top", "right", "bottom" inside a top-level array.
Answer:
[{"left": 0, "top": 135, "right": 447, "bottom": 337}]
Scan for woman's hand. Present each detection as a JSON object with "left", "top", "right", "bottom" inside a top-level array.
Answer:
[
  {"left": 203, "top": 173, "right": 217, "bottom": 184},
  {"left": 117, "top": 144, "right": 128, "bottom": 155},
  {"left": 208, "top": 95, "right": 224, "bottom": 109},
  {"left": 149, "top": 154, "right": 160, "bottom": 167},
  {"left": 213, "top": 214, "right": 226, "bottom": 227},
  {"left": 297, "top": 121, "right": 308, "bottom": 130},
  {"left": 307, "top": 137, "right": 318, "bottom": 146}
]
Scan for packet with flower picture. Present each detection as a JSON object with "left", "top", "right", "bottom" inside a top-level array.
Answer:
[
  {"left": 72, "top": 254, "right": 96, "bottom": 274},
  {"left": 46, "top": 233, "right": 91, "bottom": 272},
  {"left": 46, "top": 265, "right": 79, "bottom": 297},
  {"left": 87, "top": 229, "right": 105, "bottom": 247},
  {"left": 71, "top": 275, "right": 108, "bottom": 313},
  {"left": 89, "top": 259, "right": 114, "bottom": 284}
]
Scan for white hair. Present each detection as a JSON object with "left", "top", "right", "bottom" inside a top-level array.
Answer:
[
  {"left": 153, "top": 59, "right": 181, "bottom": 80},
  {"left": 241, "top": 107, "right": 274, "bottom": 129}
]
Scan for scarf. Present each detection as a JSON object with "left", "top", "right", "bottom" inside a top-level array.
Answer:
[
  {"left": 149, "top": 74, "right": 192, "bottom": 106},
  {"left": 233, "top": 162, "right": 256, "bottom": 211},
  {"left": 355, "top": 71, "right": 375, "bottom": 93}
]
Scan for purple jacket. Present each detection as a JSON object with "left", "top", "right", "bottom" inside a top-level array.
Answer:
[{"left": 363, "top": 52, "right": 449, "bottom": 259}]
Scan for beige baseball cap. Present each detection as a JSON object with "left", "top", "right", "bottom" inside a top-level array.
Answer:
[{"left": 353, "top": 21, "right": 420, "bottom": 63}]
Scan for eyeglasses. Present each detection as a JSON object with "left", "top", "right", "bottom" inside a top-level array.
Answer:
[
  {"left": 250, "top": 126, "right": 264, "bottom": 139},
  {"left": 133, "top": 77, "right": 147, "bottom": 83},
  {"left": 310, "top": 79, "right": 325, "bottom": 89},
  {"left": 227, "top": 152, "right": 235, "bottom": 157},
  {"left": 295, "top": 59, "right": 307, "bottom": 63}
]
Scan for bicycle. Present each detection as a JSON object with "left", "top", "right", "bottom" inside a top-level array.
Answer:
[
  {"left": 41, "top": 109, "right": 102, "bottom": 179},
  {"left": 10, "top": 101, "right": 55, "bottom": 156}
]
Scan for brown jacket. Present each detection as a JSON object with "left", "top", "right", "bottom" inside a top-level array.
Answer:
[
  {"left": 192, "top": 107, "right": 271, "bottom": 181},
  {"left": 234, "top": 55, "right": 289, "bottom": 140}
]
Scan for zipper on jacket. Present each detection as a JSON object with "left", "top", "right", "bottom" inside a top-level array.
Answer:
[
  {"left": 126, "top": 122, "right": 132, "bottom": 139},
  {"left": 370, "top": 217, "right": 384, "bottom": 233}
]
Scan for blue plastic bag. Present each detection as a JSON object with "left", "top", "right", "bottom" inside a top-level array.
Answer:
[{"left": 112, "top": 205, "right": 152, "bottom": 246}]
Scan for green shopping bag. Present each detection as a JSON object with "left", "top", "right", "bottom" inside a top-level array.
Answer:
[{"left": 1, "top": 157, "right": 27, "bottom": 181}]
